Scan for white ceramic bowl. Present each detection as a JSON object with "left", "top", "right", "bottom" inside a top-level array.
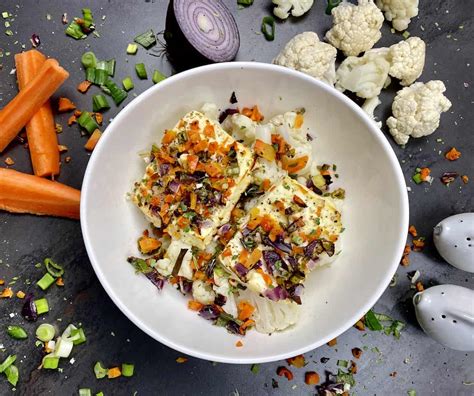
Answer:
[{"left": 81, "top": 62, "right": 408, "bottom": 364}]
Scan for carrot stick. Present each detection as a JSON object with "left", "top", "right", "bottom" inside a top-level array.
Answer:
[
  {"left": 14, "top": 50, "right": 60, "bottom": 177},
  {"left": 0, "top": 57, "right": 69, "bottom": 152},
  {"left": 0, "top": 168, "right": 80, "bottom": 219}
]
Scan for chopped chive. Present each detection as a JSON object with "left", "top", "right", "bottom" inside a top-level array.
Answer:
[
  {"left": 7, "top": 325, "right": 28, "bottom": 340},
  {"left": 65, "top": 21, "right": 86, "bottom": 39},
  {"left": 2, "top": 12, "right": 9, "bottom": 19},
  {"left": 34, "top": 298, "right": 49, "bottom": 315},
  {"left": 237, "top": 0, "right": 254, "bottom": 5},
  {"left": 36, "top": 323, "right": 56, "bottom": 342},
  {"left": 365, "top": 309, "right": 383, "bottom": 331},
  {"left": 94, "top": 69, "right": 108, "bottom": 86},
  {"left": 261, "top": 16, "right": 275, "bottom": 41},
  {"left": 95, "top": 60, "right": 107, "bottom": 70},
  {"left": 78, "top": 111, "right": 99, "bottom": 134},
  {"left": 412, "top": 173, "right": 422, "bottom": 184},
  {"left": 45, "top": 258, "right": 64, "bottom": 278},
  {"left": 337, "top": 359, "right": 349, "bottom": 368},
  {"left": 0, "top": 355, "right": 16, "bottom": 373},
  {"left": 70, "top": 328, "right": 87, "bottom": 345},
  {"left": 79, "top": 389, "right": 92, "bottom": 396},
  {"left": 5, "top": 29, "right": 13, "bottom": 36},
  {"left": 105, "top": 59, "right": 116, "bottom": 76},
  {"left": 85, "top": 67, "right": 96, "bottom": 82},
  {"left": 43, "top": 356, "right": 59, "bottom": 369},
  {"left": 402, "top": 31, "right": 411, "bottom": 39},
  {"left": 95, "top": 393, "right": 104, "bottom": 396},
  {"left": 4, "top": 364, "right": 18, "bottom": 386},
  {"left": 121, "top": 363, "right": 134, "bottom": 377},
  {"left": 134, "top": 29, "right": 156, "bottom": 49},
  {"left": 135, "top": 63, "right": 147, "bottom": 79},
  {"left": 326, "top": 0, "right": 342, "bottom": 15},
  {"left": 37, "top": 273, "right": 56, "bottom": 290},
  {"left": 81, "top": 51, "right": 97, "bottom": 69},
  {"left": 152, "top": 69, "right": 166, "bottom": 84},
  {"left": 122, "top": 77, "right": 134, "bottom": 91},
  {"left": 127, "top": 43, "right": 138, "bottom": 55},
  {"left": 104, "top": 79, "right": 128, "bottom": 105},
  {"left": 94, "top": 361, "right": 108, "bottom": 379},
  {"left": 92, "top": 94, "right": 110, "bottom": 112}
]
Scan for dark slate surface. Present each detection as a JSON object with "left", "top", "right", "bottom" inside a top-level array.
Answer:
[{"left": 0, "top": 0, "right": 473, "bottom": 395}]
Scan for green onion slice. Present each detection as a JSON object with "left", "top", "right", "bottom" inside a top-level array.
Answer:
[
  {"left": 77, "top": 111, "right": 99, "bottom": 134},
  {"left": 4, "top": 364, "right": 19, "bottom": 386},
  {"left": 37, "top": 273, "right": 56, "bottom": 290},
  {"left": 134, "top": 29, "right": 156, "bottom": 49},
  {"left": 152, "top": 70, "right": 166, "bottom": 84},
  {"left": 121, "top": 363, "right": 134, "bottom": 377},
  {"left": 122, "top": 77, "right": 134, "bottom": 91},
  {"left": 42, "top": 355, "right": 59, "bottom": 370},
  {"left": 237, "top": 0, "right": 254, "bottom": 5},
  {"left": 34, "top": 298, "right": 49, "bottom": 315},
  {"left": 135, "top": 63, "right": 148, "bottom": 79},
  {"left": 7, "top": 325, "right": 28, "bottom": 340},
  {"left": 65, "top": 21, "right": 86, "bottom": 39},
  {"left": 92, "top": 94, "right": 111, "bottom": 112},
  {"left": 104, "top": 79, "right": 128, "bottom": 105},
  {"left": 45, "top": 258, "right": 64, "bottom": 278},
  {"left": 79, "top": 389, "right": 92, "bottom": 396},
  {"left": 85, "top": 67, "right": 96, "bottom": 82},
  {"left": 36, "top": 323, "right": 56, "bottom": 342},
  {"left": 94, "top": 361, "right": 108, "bottom": 379},
  {"left": 127, "top": 43, "right": 138, "bottom": 55},
  {"left": 81, "top": 51, "right": 97, "bottom": 69},
  {"left": 261, "top": 16, "right": 275, "bottom": 41},
  {"left": 0, "top": 355, "right": 16, "bottom": 373}
]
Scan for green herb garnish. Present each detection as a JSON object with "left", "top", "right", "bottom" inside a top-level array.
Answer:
[
  {"left": 7, "top": 325, "right": 28, "bottom": 340},
  {"left": 326, "top": 0, "right": 342, "bottom": 15},
  {"left": 261, "top": 16, "right": 275, "bottom": 41},
  {"left": 365, "top": 309, "right": 383, "bottom": 331},
  {"left": 134, "top": 29, "right": 156, "bottom": 49}
]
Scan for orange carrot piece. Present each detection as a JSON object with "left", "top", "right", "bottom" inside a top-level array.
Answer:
[
  {"left": 254, "top": 139, "right": 276, "bottom": 162},
  {"left": 0, "top": 288, "right": 13, "bottom": 298},
  {"left": 0, "top": 57, "right": 69, "bottom": 153},
  {"left": 77, "top": 80, "right": 92, "bottom": 93},
  {"left": 188, "top": 300, "right": 203, "bottom": 311},
  {"left": 84, "top": 129, "right": 102, "bottom": 151},
  {"left": 237, "top": 301, "right": 255, "bottom": 321},
  {"left": 94, "top": 112, "right": 103, "bottom": 125},
  {"left": 67, "top": 115, "right": 77, "bottom": 126},
  {"left": 305, "top": 371, "right": 320, "bottom": 385},
  {"left": 14, "top": 50, "right": 61, "bottom": 177},
  {"left": 0, "top": 168, "right": 80, "bottom": 219},
  {"left": 57, "top": 97, "right": 76, "bottom": 113},
  {"left": 107, "top": 367, "right": 121, "bottom": 379},
  {"left": 281, "top": 155, "right": 309, "bottom": 174},
  {"left": 294, "top": 113, "right": 304, "bottom": 129}
]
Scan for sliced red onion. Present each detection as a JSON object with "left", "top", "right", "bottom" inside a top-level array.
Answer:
[
  {"left": 217, "top": 223, "right": 231, "bottom": 236},
  {"left": 226, "top": 320, "right": 241, "bottom": 335},
  {"left": 159, "top": 163, "right": 171, "bottom": 176},
  {"left": 165, "top": 0, "right": 240, "bottom": 70},
  {"left": 179, "top": 278, "right": 193, "bottom": 294},
  {"left": 263, "top": 236, "right": 292, "bottom": 255},
  {"left": 304, "top": 240, "right": 324, "bottom": 258},
  {"left": 287, "top": 256, "right": 299, "bottom": 270},
  {"left": 199, "top": 304, "right": 221, "bottom": 321},
  {"left": 253, "top": 260, "right": 262, "bottom": 269},
  {"left": 197, "top": 219, "right": 214, "bottom": 232},
  {"left": 241, "top": 227, "right": 252, "bottom": 237},
  {"left": 218, "top": 108, "right": 239, "bottom": 123},
  {"left": 168, "top": 179, "right": 181, "bottom": 193},
  {"left": 263, "top": 250, "right": 281, "bottom": 274},
  {"left": 21, "top": 293, "right": 38, "bottom": 322},
  {"left": 306, "top": 258, "right": 319, "bottom": 271},
  {"left": 288, "top": 284, "right": 304, "bottom": 305},
  {"left": 30, "top": 34, "right": 41, "bottom": 48},
  {"left": 205, "top": 257, "right": 217, "bottom": 278},
  {"left": 214, "top": 294, "right": 227, "bottom": 306},
  {"left": 146, "top": 271, "right": 165, "bottom": 290},
  {"left": 264, "top": 286, "right": 289, "bottom": 301},
  {"left": 234, "top": 263, "right": 249, "bottom": 278}
]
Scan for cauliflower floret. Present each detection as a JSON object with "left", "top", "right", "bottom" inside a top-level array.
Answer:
[
  {"left": 325, "top": 0, "right": 384, "bottom": 56},
  {"left": 335, "top": 49, "right": 390, "bottom": 99},
  {"left": 361, "top": 96, "right": 382, "bottom": 128},
  {"left": 388, "top": 37, "right": 425, "bottom": 86},
  {"left": 376, "top": 0, "right": 419, "bottom": 31},
  {"left": 273, "top": 0, "right": 314, "bottom": 19},
  {"left": 200, "top": 102, "right": 219, "bottom": 120},
  {"left": 273, "top": 32, "right": 338, "bottom": 85},
  {"left": 222, "top": 113, "right": 257, "bottom": 145},
  {"left": 192, "top": 279, "right": 215, "bottom": 305},
  {"left": 161, "top": 240, "right": 193, "bottom": 279},
  {"left": 247, "top": 270, "right": 268, "bottom": 294},
  {"left": 387, "top": 81, "right": 452, "bottom": 145}
]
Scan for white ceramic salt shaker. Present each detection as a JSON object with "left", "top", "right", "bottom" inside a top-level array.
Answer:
[
  {"left": 433, "top": 213, "right": 474, "bottom": 273},
  {"left": 413, "top": 284, "right": 474, "bottom": 351}
]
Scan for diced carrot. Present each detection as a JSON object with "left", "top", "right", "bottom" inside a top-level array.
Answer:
[
  {"left": 286, "top": 355, "right": 306, "bottom": 368},
  {"left": 247, "top": 249, "right": 262, "bottom": 267},
  {"left": 240, "top": 319, "right": 255, "bottom": 331},
  {"left": 187, "top": 154, "right": 199, "bottom": 173},
  {"left": 208, "top": 141, "right": 218, "bottom": 154},
  {"left": 242, "top": 106, "right": 264, "bottom": 122},
  {"left": 57, "top": 97, "right": 76, "bottom": 113},
  {"left": 138, "top": 236, "right": 161, "bottom": 254},
  {"left": 77, "top": 80, "right": 92, "bottom": 93},
  {"left": 0, "top": 280, "right": 4, "bottom": 285},
  {"left": 74, "top": 110, "right": 82, "bottom": 117},
  {"left": 281, "top": 155, "right": 309, "bottom": 174},
  {"left": 55, "top": 277, "right": 64, "bottom": 287},
  {"left": 188, "top": 300, "right": 203, "bottom": 311},
  {"left": 274, "top": 200, "right": 285, "bottom": 214},
  {"left": 107, "top": 367, "right": 122, "bottom": 379},
  {"left": 294, "top": 113, "right": 304, "bottom": 129},
  {"left": 222, "top": 247, "right": 232, "bottom": 257},
  {"left": 164, "top": 195, "right": 174, "bottom": 204},
  {"left": 231, "top": 207, "right": 245, "bottom": 221},
  {"left": 0, "top": 168, "right": 80, "bottom": 219},
  {"left": 247, "top": 215, "right": 262, "bottom": 230},
  {"left": 193, "top": 140, "right": 208, "bottom": 153},
  {"left": 327, "top": 338, "right": 337, "bottom": 346},
  {"left": 14, "top": 50, "right": 60, "bottom": 177},
  {"left": 461, "top": 175, "right": 469, "bottom": 184},
  {"left": 277, "top": 366, "right": 293, "bottom": 381},
  {"left": 189, "top": 120, "right": 200, "bottom": 132},
  {"left": 238, "top": 249, "right": 249, "bottom": 265},
  {"left": 203, "top": 123, "right": 215, "bottom": 138},
  {"left": 16, "top": 290, "right": 26, "bottom": 299},
  {"left": 254, "top": 139, "right": 276, "bottom": 162},
  {"left": 293, "top": 195, "right": 306, "bottom": 207},
  {"left": 204, "top": 163, "right": 222, "bottom": 177},
  {"left": 256, "top": 268, "right": 273, "bottom": 286},
  {"left": 408, "top": 225, "right": 418, "bottom": 237},
  {"left": 177, "top": 216, "right": 190, "bottom": 228},
  {"left": 412, "top": 238, "right": 425, "bottom": 251},
  {"left": 0, "top": 288, "right": 13, "bottom": 298},
  {"left": 271, "top": 134, "right": 287, "bottom": 155},
  {"left": 260, "top": 215, "right": 275, "bottom": 233},
  {"left": 237, "top": 301, "right": 255, "bottom": 321},
  {"left": 84, "top": 129, "right": 102, "bottom": 151},
  {"left": 445, "top": 147, "right": 461, "bottom": 161},
  {"left": 157, "top": 149, "right": 175, "bottom": 164},
  {"left": 162, "top": 130, "right": 176, "bottom": 145},
  {"left": 235, "top": 340, "right": 244, "bottom": 347},
  {"left": 420, "top": 167, "right": 431, "bottom": 181},
  {"left": 67, "top": 115, "right": 77, "bottom": 126},
  {"left": 176, "top": 357, "right": 188, "bottom": 363},
  {"left": 305, "top": 371, "right": 320, "bottom": 385},
  {"left": 94, "top": 112, "right": 103, "bottom": 125},
  {"left": 262, "top": 179, "right": 272, "bottom": 191}
]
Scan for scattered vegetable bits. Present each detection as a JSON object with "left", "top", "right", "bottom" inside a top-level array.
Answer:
[
  {"left": 276, "top": 366, "right": 294, "bottom": 381},
  {"left": 445, "top": 147, "right": 461, "bottom": 161},
  {"left": 305, "top": 371, "right": 320, "bottom": 385}
]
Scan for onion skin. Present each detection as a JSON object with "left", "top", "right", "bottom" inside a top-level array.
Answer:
[{"left": 165, "top": 0, "right": 240, "bottom": 70}]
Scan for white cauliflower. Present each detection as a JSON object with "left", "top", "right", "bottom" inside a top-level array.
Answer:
[
  {"left": 192, "top": 279, "right": 215, "bottom": 305},
  {"left": 273, "top": 0, "right": 314, "bottom": 19},
  {"left": 388, "top": 36, "right": 425, "bottom": 86},
  {"left": 157, "top": 240, "right": 193, "bottom": 279},
  {"left": 325, "top": 0, "right": 384, "bottom": 56},
  {"left": 222, "top": 113, "right": 275, "bottom": 145},
  {"left": 335, "top": 49, "right": 390, "bottom": 98},
  {"left": 200, "top": 102, "right": 219, "bottom": 120},
  {"left": 362, "top": 96, "right": 382, "bottom": 127},
  {"left": 387, "top": 81, "right": 452, "bottom": 145},
  {"left": 273, "top": 32, "right": 338, "bottom": 85},
  {"left": 376, "top": 0, "right": 419, "bottom": 31}
]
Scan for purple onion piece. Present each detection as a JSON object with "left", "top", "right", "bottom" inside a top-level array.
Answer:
[
  {"left": 214, "top": 294, "right": 227, "bottom": 306},
  {"left": 159, "top": 163, "right": 171, "bottom": 176},
  {"left": 179, "top": 278, "right": 193, "bottom": 294},
  {"left": 226, "top": 320, "right": 241, "bottom": 335},
  {"left": 199, "top": 305, "right": 221, "bottom": 321},
  {"left": 229, "top": 91, "right": 238, "bottom": 104},
  {"left": 287, "top": 256, "right": 299, "bottom": 270},
  {"left": 217, "top": 223, "right": 231, "bottom": 236},
  {"left": 205, "top": 258, "right": 217, "bottom": 279},
  {"left": 263, "top": 236, "right": 292, "bottom": 255},
  {"left": 306, "top": 258, "right": 319, "bottom": 271},
  {"left": 21, "top": 293, "right": 38, "bottom": 322},
  {"left": 263, "top": 250, "right": 281, "bottom": 274},
  {"left": 146, "top": 271, "right": 165, "bottom": 290},
  {"left": 264, "top": 286, "right": 289, "bottom": 301},
  {"left": 253, "top": 260, "right": 262, "bottom": 269},
  {"left": 197, "top": 219, "right": 214, "bottom": 232},
  {"left": 241, "top": 227, "right": 252, "bottom": 237},
  {"left": 218, "top": 108, "right": 239, "bottom": 123},
  {"left": 168, "top": 179, "right": 181, "bottom": 193},
  {"left": 288, "top": 284, "right": 304, "bottom": 305},
  {"left": 234, "top": 263, "right": 249, "bottom": 278},
  {"left": 30, "top": 34, "right": 41, "bottom": 48}
]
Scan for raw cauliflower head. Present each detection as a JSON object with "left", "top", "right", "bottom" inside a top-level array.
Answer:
[
  {"left": 273, "top": 32, "right": 338, "bottom": 85},
  {"left": 335, "top": 49, "right": 390, "bottom": 98},
  {"left": 325, "top": 0, "right": 384, "bottom": 57},
  {"left": 376, "top": 0, "right": 419, "bottom": 31},
  {"left": 273, "top": 0, "right": 314, "bottom": 19},
  {"left": 388, "top": 37, "right": 425, "bottom": 86},
  {"left": 387, "top": 81, "right": 452, "bottom": 145}
]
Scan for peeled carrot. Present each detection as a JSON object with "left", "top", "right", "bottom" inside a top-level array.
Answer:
[
  {"left": 0, "top": 168, "right": 80, "bottom": 219},
  {"left": 14, "top": 50, "right": 61, "bottom": 177},
  {"left": 0, "top": 57, "right": 69, "bottom": 152}
]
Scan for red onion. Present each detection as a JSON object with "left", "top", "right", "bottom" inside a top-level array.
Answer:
[
  {"left": 165, "top": 0, "right": 240, "bottom": 70},
  {"left": 265, "top": 286, "right": 289, "bottom": 301},
  {"left": 218, "top": 223, "right": 232, "bottom": 236},
  {"left": 146, "top": 271, "right": 165, "bottom": 290},
  {"left": 288, "top": 284, "right": 304, "bottom": 305},
  {"left": 199, "top": 304, "right": 221, "bottom": 320},
  {"left": 21, "top": 293, "right": 38, "bottom": 322},
  {"left": 159, "top": 163, "right": 171, "bottom": 176},
  {"left": 168, "top": 180, "right": 181, "bottom": 193},
  {"left": 218, "top": 108, "right": 239, "bottom": 123},
  {"left": 263, "top": 250, "right": 281, "bottom": 274},
  {"left": 263, "top": 236, "right": 292, "bottom": 255},
  {"left": 214, "top": 294, "right": 227, "bottom": 306},
  {"left": 234, "top": 263, "right": 249, "bottom": 278}
]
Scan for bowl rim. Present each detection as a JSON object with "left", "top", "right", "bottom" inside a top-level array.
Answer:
[{"left": 80, "top": 61, "right": 409, "bottom": 364}]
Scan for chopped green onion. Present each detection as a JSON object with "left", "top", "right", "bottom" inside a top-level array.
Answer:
[
  {"left": 402, "top": 31, "right": 411, "bottom": 39},
  {"left": 122, "top": 77, "right": 134, "bottom": 91},
  {"left": 0, "top": 355, "right": 16, "bottom": 373},
  {"left": 37, "top": 273, "right": 56, "bottom": 290},
  {"left": 104, "top": 79, "right": 128, "bottom": 105},
  {"left": 135, "top": 63, "right": 148, "bottom": 79},
  {"left": 45, "top": 258, "right": 64, "bottom": 278},
  {"left": 92, "top": 94, "right": 111, "bottom": 112},
  {"left": 134, "top": 29, "right": 156, "bottom": 49},
  {"left": 34, "top": 298, "right": 49, "bottom": 315},
  {"left": 412, "top": 173, "right": 422, "bottom": 184},
  {"left": 70, "top": 328, "right": 87, "bottom": 345},
  {"left": 7, "top": 325, "right": 28, "bottom": 340},
  {"left": 121, "top": 363, "right": 134, "bottom": 377},
  {"left": 5, "top": 29, "right": 13, "bottom": 36},
  {"left": 261, "top": 16, "right": 275, "bottom": 41},
  {"left": 55, "top": 337, "right": 73, "bottom": 357},
  {"left": 79, "top": 389, "right": 92, "bottom": 396},
  {"left": 105, "top": 59, "right": 116, "bottom": 77},
  {"left": 85, "top": 67, "right": 96, "bottom": 82},
  {"left": 2, "top": 12, "right": 9, "bottom": 19},
  {"left": 81, "top": 8, "right": 95, "bottom": 30},
  {"left": 95, "top": 393, "right": 104, "bottom": 396},
  {"left": 365, "top": 309, "right": 383, "bottom": 331},
  {"left": 96, "top": 60, "right": 107, "bottom": 70},
  {"left": 94, "top": 361, "right": 108, "bottom": 379},
  {"left": 65, "top": 21, "right": 86, "bottom": 39},
  {"left": 4, "top": 364, "right": 18, "bottom": 386},
  {"left": 78, "top": 111, "right": 99, "bottom": 134},
  {"left": 127, "top": 43, "right": 138, "bottom": 55},
  {"left": 43, "top": 356, "right": 59, "bottom": 369},
  {"left": 407, "top": 390, "right": 417, "bottom": 396},
  {"left": 94, "top": 69, "right": 108, "bottom": 86},
  {"left": 250, "top": 364, "right": 260, "bottom": 374},
  {"left": 237, "top": 0, "right": 254, "bottom": 5},
  {"left": 326, "top": 0, "right": 342, "bottom": 15},
  {"left": 36, "top": 324, "right": 56, "bottom": 342},
  {"left": 81, "top": 51, "right": 97, "bottom": 69},
  {"left": 152, "top": 69, "right": 166, "bottom": 84},
  {"left": 337, "top": 359, "right": 349, "bottom": 368}
]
